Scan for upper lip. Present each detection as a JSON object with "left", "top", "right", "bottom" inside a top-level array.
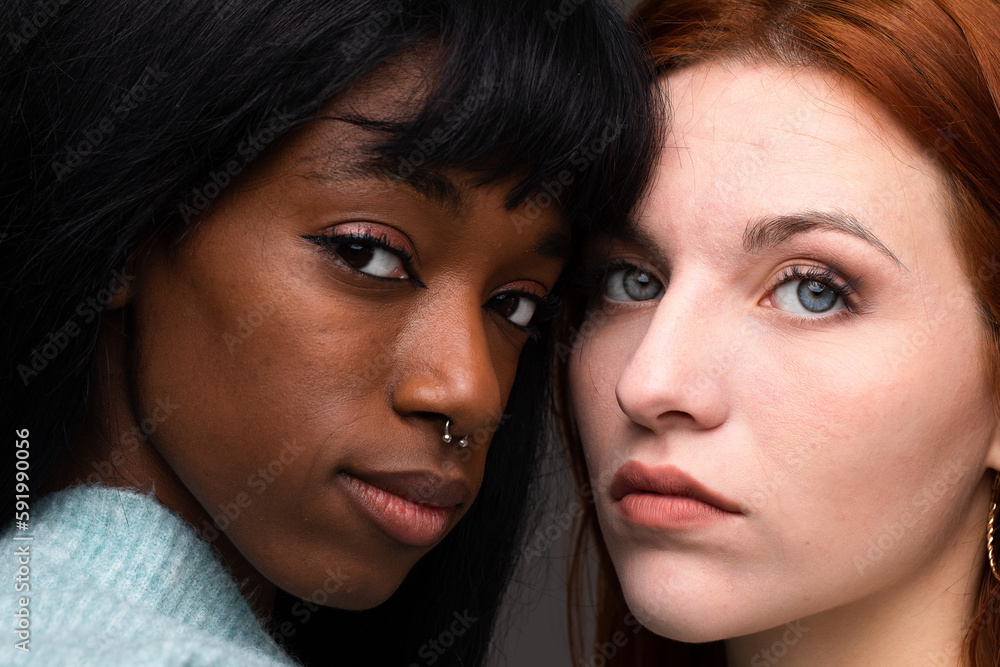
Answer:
[
  {"left": 609, "top": 461, "right": 742, "bottom": 514},
  {"left": 343, "top": 469, "right": 472, "bottom": 508}
]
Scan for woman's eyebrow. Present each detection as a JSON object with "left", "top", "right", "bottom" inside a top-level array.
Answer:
[
  {"left": 617, "top": 221, "right": 669, "bottom": 268},
  {"left": 742, "top": 211, "right": 907, "bottom": 270},
  {"left": 301, "top": 155, "right": 466, "bottom": 213}
]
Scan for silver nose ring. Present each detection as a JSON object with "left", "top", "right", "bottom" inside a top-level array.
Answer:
[{"left": 442, "top": 419, "right": 469, "bottom": 448}]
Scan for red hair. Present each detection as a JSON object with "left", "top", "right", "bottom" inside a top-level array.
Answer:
[{"left": 563, "top": 0, "right": 1000, "bottom": 665}]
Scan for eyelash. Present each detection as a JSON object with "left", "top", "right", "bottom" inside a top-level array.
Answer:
[
  {"left": 303, "top": 231, "right": 420, "bottom": 282},
  {"left": 577, "top": 258, "right": 867, "bottom": 320},
  {"left": 765, "top": 265, "right": 867, "bottom": 318},
  {"left": 304, "top": 231, "right": 559, "bottom": 337},
  {"left": 504, "top": 291, "right": 561, "bottom": 341},
  {"left": 576, "top": 259, "right": 651, "bottom": 295}
]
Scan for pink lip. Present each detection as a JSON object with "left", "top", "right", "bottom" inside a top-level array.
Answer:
[
  {"left": 610, "top": 462, "right": 742, "bottom": 529},
  {"left": 339, "top": 470, "right": 470, "bottom": 547}
]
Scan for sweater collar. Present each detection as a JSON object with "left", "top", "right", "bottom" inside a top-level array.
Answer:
[{"left": 33, "top": 485, "right": 292, "bottom": 661}]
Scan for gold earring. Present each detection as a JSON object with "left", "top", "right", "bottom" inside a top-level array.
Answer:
[{"left": 988, "top": 472, "right": 1000, "bottom": 582}]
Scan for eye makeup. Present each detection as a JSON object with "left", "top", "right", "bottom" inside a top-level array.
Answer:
[
  {"left": 304, "top": 223, "right": 560, "bottom": 337},
  {"left": 762, "top": 264, "right": 867, "bottom": 319},
  {"left": 303, "top": 222, "right": 424, "bottom": 287}
]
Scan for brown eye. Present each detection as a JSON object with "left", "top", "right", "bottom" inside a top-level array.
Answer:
[
  {"left": 308, "top": 235, "right": 409, "bottom": 280},
  {"left": 333, "top": 240, "right": 407, "bottom": 278},
  {"left": 487, "top": 293, "right": 538, "bottom": 327},
  {"left": 336, "top": 241, "right": 376, "bottom": 270}
]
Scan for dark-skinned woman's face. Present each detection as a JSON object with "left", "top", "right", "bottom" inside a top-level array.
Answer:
[{"left": 116, "top": 60, "right": 568, "bottom": 608}]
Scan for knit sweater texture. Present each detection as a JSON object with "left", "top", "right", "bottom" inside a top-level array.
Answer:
[{"left": 0, "top": 485, "right": 301, "bottom": 666}]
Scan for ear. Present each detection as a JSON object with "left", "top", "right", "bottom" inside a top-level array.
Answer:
[{"left": 105, "top": 264, "right": 137, "bottom": 310}]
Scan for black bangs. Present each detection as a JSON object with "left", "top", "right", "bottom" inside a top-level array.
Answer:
[
  {"left": 370, "top": 0, "right": 661, "bottom": 234},
  {"left": 2, "top": 0, "right": 657, "bottom": 271}
]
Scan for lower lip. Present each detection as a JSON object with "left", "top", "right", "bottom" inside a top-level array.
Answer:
[
  {"left": 617, "top": 493, "right": 738, "bottom": 529},
  {"left": 341, "top": 473, "right": 454, "bottom": 547}
]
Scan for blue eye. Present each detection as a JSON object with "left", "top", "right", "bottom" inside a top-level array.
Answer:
[
  {"left": 773, "top": 279, "right": 843, "bottom": 314},
  {"left": 604, "top": 265, "right": 664, "bottom": 302},
  {"left": 770, "top": 268, "right": 852, "bottom": 316}
]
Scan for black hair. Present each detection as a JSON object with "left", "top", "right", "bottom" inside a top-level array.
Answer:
[{"left": 0, "top": 0, "right": 660, "bottom": 665}]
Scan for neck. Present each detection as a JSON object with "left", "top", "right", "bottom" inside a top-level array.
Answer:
[
  {"left": 46, "top": 310, "right": 277, "bottom": 621},
  {"left": 726, "top": 494, "right": 990, "bottom": 667}
]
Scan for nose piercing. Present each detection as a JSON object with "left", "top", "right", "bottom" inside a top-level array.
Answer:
[{"left": 442, "top": 419, "right": 469, "bottom": 448}]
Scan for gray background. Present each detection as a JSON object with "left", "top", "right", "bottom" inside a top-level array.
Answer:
[
  {"left": 490, "top": 2, "right": 643, "bottom": 665},
  {"left": 489, "top": 459, "right": 597, "bottom": 667}
]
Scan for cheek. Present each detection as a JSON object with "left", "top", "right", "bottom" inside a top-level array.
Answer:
[
  {"left": 739, "top": 314, "right": 994, "bottom": 593},
  {"left": 130, "top": 251, "right": 432, "bottom": 604},
  {"left": 568, "top": 315, "right": 635, "bottom": 466},
  {"left": 603, "top": 317, "right": 996, "bottom": 640},
  {"left": 134, "top": 258, "right": 365, "bottom": 472},
  {"left": 133, "top": 239, "right": 376, "bottom": 507},
  {"left": 489, "top": 338, "right": 527, "bottom": 403}
]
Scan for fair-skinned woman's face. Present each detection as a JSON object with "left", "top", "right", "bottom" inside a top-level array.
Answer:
[
  {"left": 63, "top": 59, "right": 568, "bottom": 611},
  {"left": 570, "top": 61, "right": 1000, "bottom": 647}
]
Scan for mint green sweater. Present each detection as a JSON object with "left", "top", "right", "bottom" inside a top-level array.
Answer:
[{"left": 1, "top": 486, "right": 301, "bottom": 665}]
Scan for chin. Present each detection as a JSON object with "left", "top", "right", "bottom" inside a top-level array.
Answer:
[
  {"left": 614, "top": 550, "right": 769, "bottom": 644},
  {"left": 271, "top": 553, "right": 414, "bottom": 611},
  {"left": 320, "top": 583, "right": 401, "bottom": 611},
  {"left": 285, "top": 571, "right": 407, "bottom": 610},
  {"left": 626, "top": 601, "right": 732, "bottom": 644}
]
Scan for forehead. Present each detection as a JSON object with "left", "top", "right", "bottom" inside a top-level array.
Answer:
[
  {"left": 279, "top": 51, "right": 569, "bottom": 234},
  {"left": 227, "top": 78, "right": 571, "bottom": 261},
  {"left": 286, "top": 119, "right": 571, "bottom": 247},
  {"left": 647, "top": 61, "right": 948, "bottom": 256},
  {"left": 337, "top": 45, "right": 440, "bottom": 122}
]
